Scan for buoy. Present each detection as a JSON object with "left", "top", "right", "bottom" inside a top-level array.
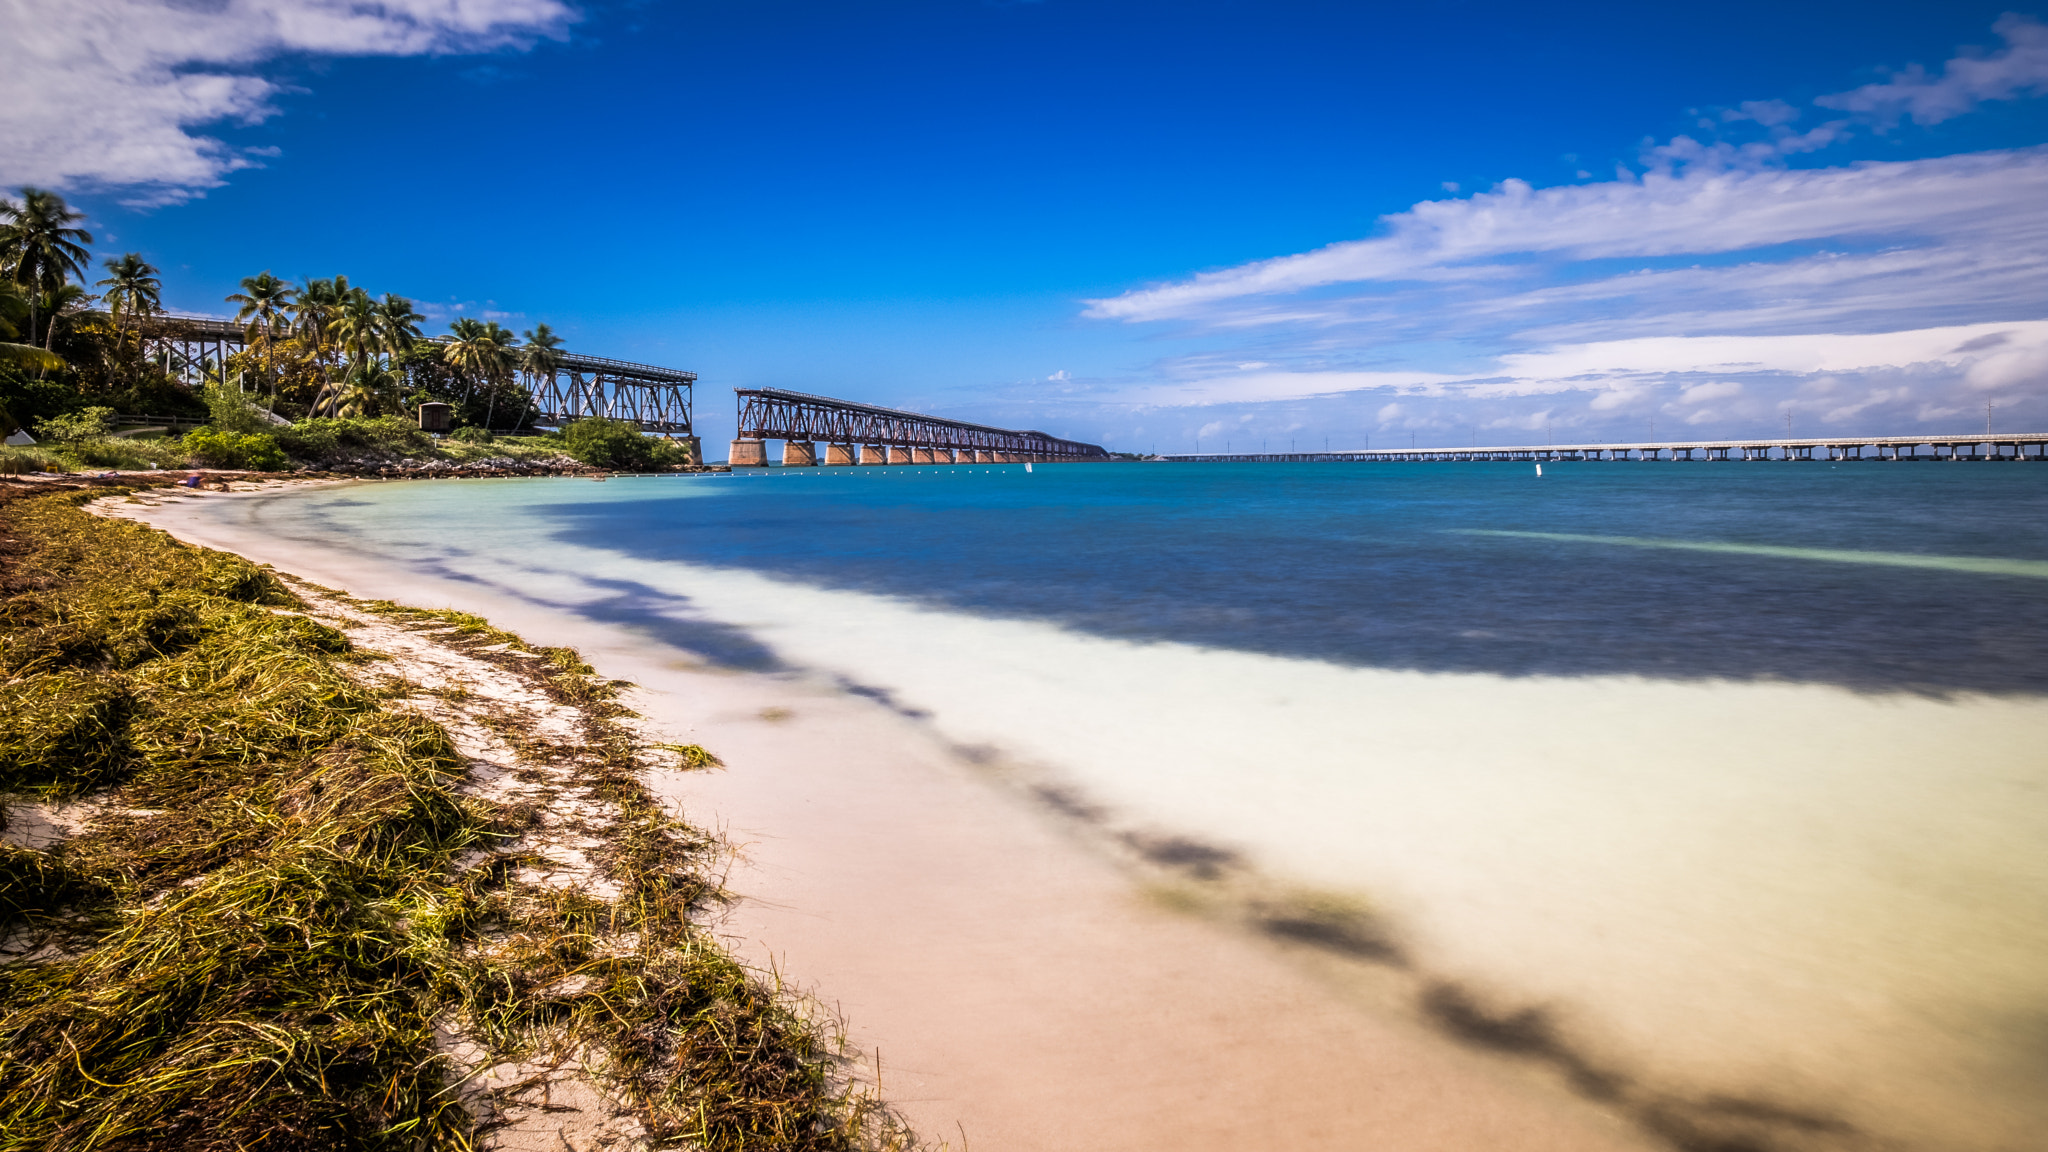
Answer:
[{"left": 1535, "top": 464, "right": 1543, "bottom": 477}]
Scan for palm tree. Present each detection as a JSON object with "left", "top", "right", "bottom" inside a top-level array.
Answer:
[
  {"left": 224, "top": 271, "right": 294, "bottom": 398},
  {"left": 372, "top": 294, "right": 423, "bottom": 412},
  {"left": 331, "top": 286, "right": 379, "bottom": 377},
  {"left": 292, "top": 276, "right": 347, "bottom": 397},
  {"left": 0, "top": 280, "right": 64, "bottom": 378},
  {"left": 515, "top": 322, "right": 564, "bottom": 433},
  {"left": 0, "top": 188, "right": 93, "bottom": 371},
  {"left": 32, "top": 283, "right": 97, "bottom": 360},
  {"left": 97, "top": 253, "right": 161, "bottom": 329},
  {"left": 312, "top": 359, "right": 393, "bottom": 419},
  {"left": 444, "top": 317, "right": 520, "bottom": 428}
]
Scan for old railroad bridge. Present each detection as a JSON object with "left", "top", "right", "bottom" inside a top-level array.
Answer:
[
  {"left": 137, "top": 314, "right": 1110, "bottom": 464},
  {"left": 139, "top": 312, "right": 697, "bottom": 435},
  {"left": 729, "top": 387, "right": 1109, "bottom": 465},
  {"left": 1166, "top": 433, "right": 2048, "bottom": 463}
]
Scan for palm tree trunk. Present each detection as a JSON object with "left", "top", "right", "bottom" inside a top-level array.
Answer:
[{"left": 29, "top": 299, "right": 44, "bottom": 381}]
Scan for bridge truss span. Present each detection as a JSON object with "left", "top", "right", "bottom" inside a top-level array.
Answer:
[
  {"left": 125, "top": 312, "right": 697, "bottom": 437},
  {"left": 525, "top": 350, "right": 696, "bottom": 436},
  {"left": 734, "top": 387, "right": 1110, "bottom": 463}
]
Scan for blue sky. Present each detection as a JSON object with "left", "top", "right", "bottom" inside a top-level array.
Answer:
[{"left": 7, "top": 0, "right": 2047, "bottom": 451}]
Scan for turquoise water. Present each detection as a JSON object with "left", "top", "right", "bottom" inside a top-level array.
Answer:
[
  {"left": 297, "top": 460, "right": 2048, "bottom": 693},
  {"left": 216, "top": 462, "right": 2048, "bottom": 1151}
]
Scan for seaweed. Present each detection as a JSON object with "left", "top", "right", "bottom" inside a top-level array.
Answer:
[{"left": 0, "top": 491, "right": 914, "bottom": 1151}]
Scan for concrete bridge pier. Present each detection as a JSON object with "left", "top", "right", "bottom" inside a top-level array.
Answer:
[
  {"left": 860, "top": 445, "right": 887, "bottom": 465},
  {"left": 782, "top": 440, "right": 818, "bottom": 466},
  {"left": 912, "top": 447, "right": 937, "bottom": 464},
  {"left": 889, "top": 446, "right": 916, "bottom": 465},
  {"left": 825, "top": 443, "right": 857, "bottom": 466},
  {"left": 973, "top": 450, "right": 993, "bottom": 463},
  {"left": 730, "top": 438, "right": 768, "bottom": 467}
]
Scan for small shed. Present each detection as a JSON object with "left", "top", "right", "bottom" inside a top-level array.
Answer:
[{"left": 418, "top": 403, "right": 453, "bottom": 433}]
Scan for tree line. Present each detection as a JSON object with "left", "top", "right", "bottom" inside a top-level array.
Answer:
[{"left": 1, "top": 186, "right": 565, "bottom": 436}]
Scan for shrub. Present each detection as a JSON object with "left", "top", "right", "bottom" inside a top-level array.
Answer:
[
  {"left": 202, "top": 382, "right": 274, "bottom": 435},
  {"left": 0, "top": 447, "right": 69, "bottom": 475},
  {"left": 274, "top": 415, "right": 430, "bottom": 458},
  {"left": 181, "top": 428, "right": 287, "bottom": 471},
  {"left": 450, "top": 425, "right": 494, "bottom": 444},
  {"left": 560, "top": 417, "right": 675, "bottom": 470},
  {"left": 63, "top": 437, "right": 185, "bottom": 471},
  {"left": 33, "top": 406, "right": 118, "bottom": 444}
]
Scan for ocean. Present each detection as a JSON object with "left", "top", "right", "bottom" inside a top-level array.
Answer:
[{"left": 204, "top": 460, "right": 2048, "bottom": 1150}]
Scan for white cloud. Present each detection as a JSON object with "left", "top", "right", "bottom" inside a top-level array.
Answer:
[
  {"left": 1083, "top": 147, "right": 2048, "bottom": 323},
  {"left": 1071, "top": 17, "right": 2048, "bottom": 440},
  {"left": 1, "top": 0, "right": 574, "bottom": 201},
  {"left": 1116, "top": 369, "right": 1467, "bottom": 408},
  {"left": 1816, "top": 13, "right": 2048, "bottom": 127},
  {"left": 1679, "top": 380, "right": 1743, "bottom": 404}
]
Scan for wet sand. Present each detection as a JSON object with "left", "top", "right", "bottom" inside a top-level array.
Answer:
[{"left": 108, "top": 485, "right": 1660, "bottom": 1151}]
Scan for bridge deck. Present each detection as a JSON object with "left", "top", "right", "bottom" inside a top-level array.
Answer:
[
  {"left": 128, "top": 311, "right": 698, "bottom": 434},
  {"left": 736, "top": 387, "right": 1109, "bottom": 459},
  {"left": 1165, "top": 432, "right": 2048, "bottom": 462}
]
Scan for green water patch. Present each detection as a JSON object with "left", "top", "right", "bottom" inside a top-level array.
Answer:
[{"left": 1450, "top": 530, "right": 2048, "bottom": 579}]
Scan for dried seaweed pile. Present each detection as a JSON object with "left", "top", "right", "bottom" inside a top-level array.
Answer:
[{"left": 0, "top": 490, "right": 900, "bottom": 1152}]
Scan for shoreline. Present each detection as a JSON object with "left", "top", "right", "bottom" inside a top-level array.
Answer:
[
  {"left": 100, "top": 477, "right": 1670, "bottom": 1151},
  {"left": 2, "top": 480, "right": 906, "bottom": 1150}
]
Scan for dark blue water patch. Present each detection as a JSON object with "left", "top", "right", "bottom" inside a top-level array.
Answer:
[{"left": 537, "top": 463, "right": 2048, "bottom": 695}]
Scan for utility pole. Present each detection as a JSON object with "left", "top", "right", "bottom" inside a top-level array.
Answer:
[{"left": 1988, "top": 403, "right": 1995, "bottom": 436}]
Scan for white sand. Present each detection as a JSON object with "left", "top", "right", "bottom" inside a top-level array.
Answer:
[{"left": 104, "top": 483, "right": 1666, "bottom": 1152}]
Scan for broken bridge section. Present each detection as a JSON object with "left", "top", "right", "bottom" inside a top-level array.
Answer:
[
  {"left": 130, "top": 312, "right": 698, "bottom": 446},
  {"left": 731, "top": 386, "right": 1111, "bottom": 466}
]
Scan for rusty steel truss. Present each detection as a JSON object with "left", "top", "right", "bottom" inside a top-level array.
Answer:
[
  {"left": 127, "top": 312, "right": 695, "bottom": 435},
  {"left": 525, "top": 354, "right": 695, "bottom": 436},
  {"left": 734, "top": 387, "right": 1110, "bottom": 460}
]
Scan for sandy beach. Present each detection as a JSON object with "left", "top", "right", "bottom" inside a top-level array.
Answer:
[{"left": 95, "top": 479, "right": 1674, "bottom": 1151}]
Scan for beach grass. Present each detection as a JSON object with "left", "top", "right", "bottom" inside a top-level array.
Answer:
[{"left": 0, "top": 487, "right": 907, "bottom": 1151}]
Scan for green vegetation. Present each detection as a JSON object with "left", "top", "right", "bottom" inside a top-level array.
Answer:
[
  {"left": 3, "top": 187, "right": 696, "bottom": 474},
  {"left": 0, "top": 490, "right": 906, "bottom": 1150},
  {"left": 560, "top": 417, "right": 697, "bottom": 471}
]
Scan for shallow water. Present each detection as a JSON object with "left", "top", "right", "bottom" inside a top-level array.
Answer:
[{"left": 204, "top": 462, "right": 2048, "bottom": 1151}]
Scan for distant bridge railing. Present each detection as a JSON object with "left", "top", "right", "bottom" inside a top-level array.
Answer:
[
  {"left": 1163, "top": 433, "right": 2048, "bottom": 463},
  {"left": 731, "top": 387, "right": 1110, "bottom": 465}
]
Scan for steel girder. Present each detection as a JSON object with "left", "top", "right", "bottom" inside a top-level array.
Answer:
[{"left": 735, "top": 387, "right": 1109, "bottom": 459}]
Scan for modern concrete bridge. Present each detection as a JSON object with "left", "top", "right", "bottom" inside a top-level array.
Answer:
[
  {"left": 729, "top": 387, "right": 1111, "bottom": 466},
  {"left": 1165, "top": 432, "right": 2048, "bottom": 463}
]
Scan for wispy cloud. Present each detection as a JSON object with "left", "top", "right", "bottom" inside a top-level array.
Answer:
[
  {"left": 1071, "top": 16, "right": 2048, "bottom": 439},
  {"left": 1816, "top": 12, "right": 2048, "bottom": 127},
  {"left": 0, "top": 0, "right": 575, "bottom": 204}
]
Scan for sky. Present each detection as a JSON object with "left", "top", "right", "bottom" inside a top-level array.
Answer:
[{"left": 6, "top": 0, "right": 2048, "bottom": 452}]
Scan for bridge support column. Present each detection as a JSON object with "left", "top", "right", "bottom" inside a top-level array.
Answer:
[
  {"left": 671, "top": 436, "right": 702, "bottom": 466},
  {"left": 825, "top": 443, "right": 857, "bottom": 466},
  {"left": 860, "top": 445, "right": 887, "bottom": 465},
  {"left": 912, "top": 447, "right": 937, "bottom": 464},
  {"left": 889, "top": 445, "right": 916, "bottom": 465},
  {"left": 974, "top": 450, "right": 994, "bottom": 462},
  {"left": 729, "top": 439, "right": 768, "bottom": 467},
  {"left": 781, "top": 440, "right": 818, "bottom": 466}
]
